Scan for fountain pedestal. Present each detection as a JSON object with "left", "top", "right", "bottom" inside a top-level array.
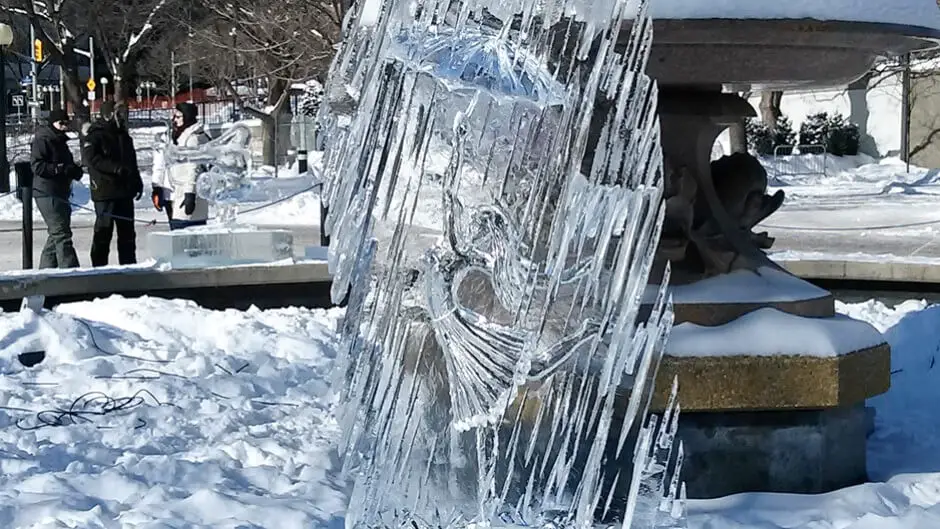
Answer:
[{"left": 643, "top": 267, "right": 890, "bottom": 498}]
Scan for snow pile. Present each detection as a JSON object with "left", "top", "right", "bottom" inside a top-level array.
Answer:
[
  {"left": 6, "top": 292, "right": 940, "bottom": 526},
  {"left": 847, "top": 300, "right": 940, "bottom": 480},
  {"left": 0, "top": 297, "right": 346, "bottom": 528}
]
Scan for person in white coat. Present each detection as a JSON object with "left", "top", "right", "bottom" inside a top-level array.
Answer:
[
  {"left": 156, "top": 102, "right": 210, "bottom": 230},
  {"left": 150, "top": 130, "right": 174, "bottom": 223}
]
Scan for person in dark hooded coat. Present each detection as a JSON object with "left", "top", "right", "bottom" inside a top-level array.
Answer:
[
  {"left": 82, "top": 101, "right": 144, "bottom": 266},
  {"left": 30, "top": 108, "right": 83, "bottom": 268}
]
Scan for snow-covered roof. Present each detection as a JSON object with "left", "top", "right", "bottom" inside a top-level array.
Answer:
[{"left": 647, "top": 0, "right": 940, "bottom": 33}]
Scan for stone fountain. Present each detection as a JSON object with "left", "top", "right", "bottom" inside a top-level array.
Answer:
[{"left": 628, "top": 9, "right": 940, "bottom": 498}]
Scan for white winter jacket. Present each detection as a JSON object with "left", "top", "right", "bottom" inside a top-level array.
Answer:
[
  {"left": 151, "top": 131, "right": 172, "bottom": 202},
  {"left": 157, "top": 123, "right": 210, "bottom": 222}
]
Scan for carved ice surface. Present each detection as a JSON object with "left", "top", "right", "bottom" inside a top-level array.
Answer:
[
  {"left": 320, "top": 0, "right": 685, "bottom": 527},
  {"left": 152, "top": 123, "right": 303, "bottom": 267},
  {"left": 163, "top": 123, "right": 257, "bottom": 224},
  {"left": 147, "top": 226, "right": 294, "bottom": 268}
]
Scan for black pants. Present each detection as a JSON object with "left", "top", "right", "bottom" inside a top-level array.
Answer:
[
  {"left": 91, "top": 199, "right": 137, "bottom": 266},
  {"left": 34, "top": 193, "right": 80, "bottom": 269}
]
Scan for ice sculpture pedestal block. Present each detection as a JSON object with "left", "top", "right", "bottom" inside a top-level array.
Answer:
[
  {"left": 148, "top": 226, "right": 294, "bottom": 269},
  {"left": 646, "top": 271, "right": 890, "bottom": 499}
]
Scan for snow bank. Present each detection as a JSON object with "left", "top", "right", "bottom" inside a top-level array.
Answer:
[
  {"left": 850, "top": 300, "right": 940, "bottom": 480},
  {"left": 0, "top": 296, "right": 346, "bottom": 528},
  {"left": 764, "top": 154, "right": 933, "bottom": 187},
  {"left": 5, "top": 290, "right": 940, "bottom": 527}
]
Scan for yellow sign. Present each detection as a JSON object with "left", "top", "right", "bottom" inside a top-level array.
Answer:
[
  {"left": 33, "top": 39, "right": 42, "bottom": 62},
  {"left": 86, "top": 78, "right": 96, "bottom": 91}
]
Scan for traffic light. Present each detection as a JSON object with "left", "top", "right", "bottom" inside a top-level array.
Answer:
[{"left": 33, "top": 39, "right": 42, "bottom": 62}]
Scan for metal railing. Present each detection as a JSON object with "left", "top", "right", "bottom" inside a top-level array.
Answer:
[{"left": 768, "top": 144, "right": 828, "bottom": 181}]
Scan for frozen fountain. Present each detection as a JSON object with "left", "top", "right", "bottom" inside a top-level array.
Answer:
[{"left": 148, "top": 124, "right": 297, "bottom": 268}]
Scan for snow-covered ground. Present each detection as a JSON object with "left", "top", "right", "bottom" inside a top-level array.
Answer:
[
  {"left": 756, "top": 154, "right": 940, "bottom": 241},
  {"left": 0, "top": 297, "right": 346, "bottom": 528},
  {"left": 1, "top": 293, "right": 940, "bottom": 527}
]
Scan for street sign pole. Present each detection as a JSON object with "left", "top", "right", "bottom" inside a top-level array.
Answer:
[{"left": 29, "top": 25, "right": 39, "bottom": 123}]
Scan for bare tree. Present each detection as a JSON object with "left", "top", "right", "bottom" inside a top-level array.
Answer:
[
  {"left": 727, "top": 90, "right": 751, "bottom": 154},
  {"left": 1, "top": 0, "right": 93, "bottom": 123},
  {"left": 187, "top": 0, "right": 343, "bottom": 164},
  {"left": 759, "top": 90, "right": 783, "bottom": 129},
  {"left": 864, "top": 50, "right": 940, "bottom": 163},
  {"left": 78, "top": 0, "right": 177, "bottom": 104},
  {"left": 1, "top": 0, "right": 177, "bottom": 126}
]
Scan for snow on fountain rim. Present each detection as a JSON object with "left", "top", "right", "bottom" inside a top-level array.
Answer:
[
  {"left": 647, "top": 267, "right": 830, "bottom": 305},
  {"left": 666, "top": 307, "right": 885, "bottom": 357}
]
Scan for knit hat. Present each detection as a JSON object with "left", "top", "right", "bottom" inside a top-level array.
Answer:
[
  {"left": 47, "top": 109, "right": 69, "bottom": 125},
  {"left": 99, "top": 101, "right": 116, "bottom": 120},
  {"left": 175, "top": 102, "right": 198, "bottom": 127}
]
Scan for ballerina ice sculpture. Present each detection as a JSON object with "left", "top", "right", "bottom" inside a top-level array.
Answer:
[{"left": 148, "top": 123, "right": 296, "bottom": 268}]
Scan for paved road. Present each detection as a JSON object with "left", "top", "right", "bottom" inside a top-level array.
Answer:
[{"left": 0, "top": 220, "right": 323, "bottom": 271}]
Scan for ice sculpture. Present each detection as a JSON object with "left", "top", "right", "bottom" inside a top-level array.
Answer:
[
  {"left": 321, "top": 0, "right": 684, "bottom": 527},
  {"left": 148, "top": 123, "right": 296, "bottom": 268}
]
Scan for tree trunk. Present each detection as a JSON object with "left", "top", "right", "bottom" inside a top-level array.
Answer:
[
  {"left": 112, "top": 60, "right": 134, "bottom": 126},
  {"left": 57, "top": 42, "right": 91, "bottom": 128},
  {"left": 759, "top": 90, "right": 783, "bottom": 130},
  {"left": 728, "top": 119, "right": 748, "bottom": 153},
  {"left": 262, "top": 78, "right": 291, "bottom": 167}
]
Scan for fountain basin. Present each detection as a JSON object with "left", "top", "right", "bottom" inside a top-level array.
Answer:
[{"left": 641, "top": 19, "right": 940, "bottom": 90}]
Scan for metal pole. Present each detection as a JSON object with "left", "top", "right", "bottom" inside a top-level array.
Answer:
[
  {"left": 30, "top": 24, "right": 38, "bottom": 123},
  {"left": 901, "top": 53, "right": 912, "bottom": 173},
  {"left": 15, "top": 162, "right": 33, "bottom": 269},
  {"left": 319, "top": 199, "right": 329, "bottom": 247},
  {"left": 0, "top": 48, "right": 8, "bottom": 193},
  {"left": 89, "top": 36, "right": 95, "bottom": 113},
  {"left": 188, "top": 61, "right": 193, "bottom": 103},
  {"left": 22, "top": 182, "right": 32, "bottom": 269}
]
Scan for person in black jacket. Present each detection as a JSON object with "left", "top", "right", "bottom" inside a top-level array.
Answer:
[
  {"left": 82, "top": 101, "right": 144, "bottom": 266},
  {"left": 31, "top": 109, "right": 83, "bottom": 269}
]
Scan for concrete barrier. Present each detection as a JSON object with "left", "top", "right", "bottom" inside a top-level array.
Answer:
[
  {"left": 777, "top": 257, "right": 940, "bottom": 284},
  {"left": 0, "top": 260, "right": 336, "bottom": 311}
]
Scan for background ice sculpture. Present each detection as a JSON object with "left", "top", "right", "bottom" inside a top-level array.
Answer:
[
  {"left": 161, "top": 124, "right": 258, "bottom": 224},
  {"left": 150, "top": 123, "right": 296, "bottom": 267},
  {"left": 319, "top": 0, "right": 684, "bottom": 527}
]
